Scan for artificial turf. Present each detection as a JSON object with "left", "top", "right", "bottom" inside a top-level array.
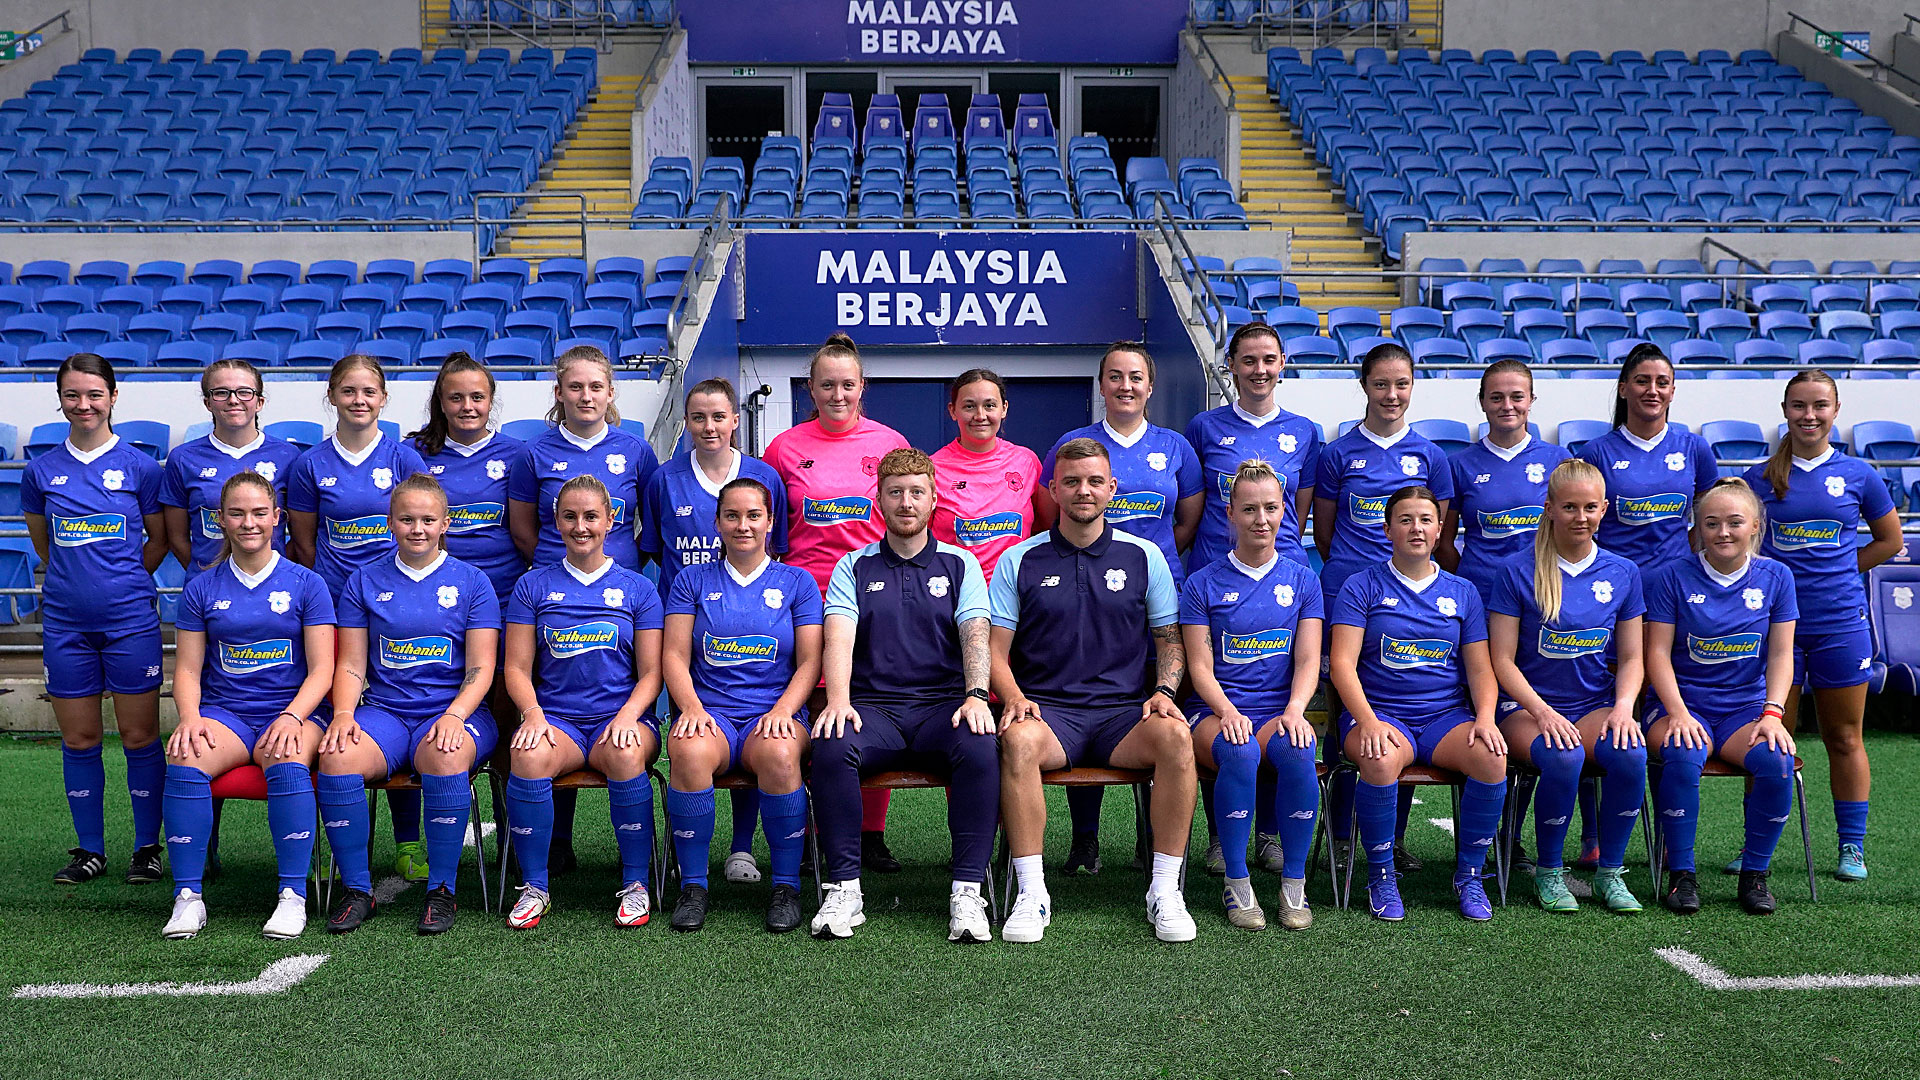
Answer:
[{"left": 3, "top": 731, "right": 1919, "bottom": 1080}]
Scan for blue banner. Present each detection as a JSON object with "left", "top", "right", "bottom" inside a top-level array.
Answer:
[
  {"left": 683, "top": 0, "right": 1187, "bottom": 64},
  {"left": 741, "top": 231, "right": 1138, "bottom": 346}
]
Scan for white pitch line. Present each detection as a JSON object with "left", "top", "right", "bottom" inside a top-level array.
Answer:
[
  {"left": 465, "top": 821, "right": 496, "bottom": 848},
  {"left": 1427, "top": 817, "right": 1454, "bottom": 835},
  {"left": 13, "top": 955, "right": 328, "bottom": 1000},
  {"left": 1656, "top": 948, "right": 1920, "bottom": 990}
]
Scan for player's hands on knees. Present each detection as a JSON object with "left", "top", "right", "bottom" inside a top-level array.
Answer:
[
  {"left": 261, "top": 714, "right": 307, "bottom": 760},
  {"left": 512, "top": 715, "right": 558, "bottom": 752},
  {"left": 1663, "top": 713, "right": 1709, "bottom": 751},
  {"left": 1467, "top": 717, "right": 1507, "bottom": 756},
  {"left": 812, "top": 701, "right": 861, "bottom": 739},
  {"left": 755, "top": 712, "right": 801, "bottom": 740},
  {"left": 952, "top": 696, "right": 994, "bottom": 735},
  {"left": 428, "top": 714, "right": 468, "bottom": 754},
  {"left": 1142, "top": 692, "right": 1181, "bottom": 724},
  {"left": 599, "top": 715, "right": 647, "bottom": 750},
  {"left": 168, "top": 717, "right": 217, "bottom": 760},
  {"left": 1749, "top": 716, "right": 1796, "bottom": 756},
  {"left": 319, "top": 715, "right": 362, "bottom": 755},
  {"left": 1218, "top": 710, "right": 1253, "bottom": 745},
  {"left": 671, "top": 707, "right": 718, "bottom": 740},
  {"left": 1354, "top": 718, "right": 1401, "bottom": 760},
  {"left": 1537, "top": 708, "right": 1581, "bottom": 750},
  {"left": 1601, "top": 707, "right": 1643, "bottom": 749},
  {"left": 1278, "top": 707, "right": 1315, "bottom": 749},
  {"left": 997, "top": 696, "right": 1042, "bottom": 734}
]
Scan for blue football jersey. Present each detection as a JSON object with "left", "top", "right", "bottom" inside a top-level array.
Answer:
[
  {"left": 1178, "top": 552, "right": 1325, "bottom": 720},
  {"left": 665, "top": 558, "right": 823, "bottom": 719},
  {"left": 285, "top": 434, "right": 429, "bottom": 598},
  {"left": 506, "top": 560, "right": 665, "bottom": 725},
  {"left": 1041, "top": 421, "right": 1202, "bottom": 586},
  {"left": 1488, "top": 548, "right": 1645, "bottom": 716},
  {"left": 1183, "top": 403, "right": 1322, "bottom": 573},
  {"left": 338, "top": 553, "right": 502, "bottom": 719},
  {"left": 1576, "top": 425, "right": 1718, "bottom": 565},
  {"left": 507, "top": 423, "right": 659, "bottom": 571},
  {"left": 1742, "top": 451, "right": 1895, "bottom": 636},
  {"left": 1313, "top": 425, "right": 1457, "bottom": 600},
  {"left": 22, "top": 434, "right": 164, "bottom": 634},
  {"left": 1331, "top": 561, "right": 1487, "bottom": 719},
  {"left": 411, "top": 431, "right": 528, "bottom": 602},
  {"left": 1448, "top": 436, "right": 1572, "bottom": 602},
  {"left": 159, "top": 432, "right": 303, "bottom": 579},
  {"left": 1644, "top": 554, "right": 1798, "bottom": 706},
  {"left": 640, "top": 449, "right": 790, "bottom": 599},
  {"left": 175, "top": 553, "right": 335, "bottom": 714}
]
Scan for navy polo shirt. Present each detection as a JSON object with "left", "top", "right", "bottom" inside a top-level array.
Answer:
[
  {"left": 988, "top": 524, "right": 1177, "bottom": 710},
  {"left": 824, "top": 537, "right": 989, "bottom": 705}
]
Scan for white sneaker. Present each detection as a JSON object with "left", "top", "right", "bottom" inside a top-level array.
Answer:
[
  {"left": 261, "top": 887, "right": 306, "bottom": 940},
  {"left": 162, "top": 888, "right": 207, "bottom": 939},
  {"left": 1002, "top": 890, "right": 1052, "bottom": 943},
  {"left": 507, "top": 885, "right": 550, "bottom": 930},
  {"left": 1147, "top": 890, "right": 1198, "bottom": 942},
  {"left": 809, "top": 881, "right": 866, "bottom": 939},
  {"left": 948, "top": 887, "right": 992, "bottom": 943},
  {"left": 1254, "top": 832, "right": 1287, "bottom": 873},
  {"left": 614, "top": 882, "right": 651, "bottom": 927},
  {"left": 724, "top": 850, "right": 762, "bottom": 884}
]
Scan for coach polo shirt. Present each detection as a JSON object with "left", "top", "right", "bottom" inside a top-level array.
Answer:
[
  {"left": 988, "top": 524, "right": 1178, "bottom": 710},
  {"left": 825, "top": 537, "right": 989, "bottom": 704}
]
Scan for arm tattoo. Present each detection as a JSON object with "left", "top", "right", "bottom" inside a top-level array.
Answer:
[
  {"left": 461, "top": 666, "right": 481, "bottom": 688},
  {"left": 1151, "top": 624, "right": 1185, "bottom": 688},
  {"left": 958, "top": 617, "right": 990, "bottom": 692}
]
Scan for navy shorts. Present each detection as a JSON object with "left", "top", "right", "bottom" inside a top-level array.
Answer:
[
  {"left": 548, "top": 711, "right": 660, "bottom": 761},
  {"left": 357, "top": 703, "right": 499, "bottom": 775},
  {"left": 1030, "top": 702, "right": 1140, "bottom": 769},
  {"left": 1794, "top": 627, "right": 1874, "bottom": 690},
  {"left": 706, "top": 709, "right": 812, "bottom": 766},
  {"left": 199, "top": 702, "right": 329, "bottom": 750},
  {"left": 44, "top": 624, "right": 163, "bottom": 698},
  {"left": 1338, "top": 706, "right": 1474, "bottom": 766},
  {"left": 1642, "top": 699, "right": 1764, "bottom": 750}
]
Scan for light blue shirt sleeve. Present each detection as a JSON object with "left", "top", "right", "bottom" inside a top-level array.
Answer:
[
  {"left": 954, "top": 546, "right": 989, "bottom": 622},
  {"left": 823, "top": 548, "right": 861, "bottom": 621},
  {"left": 988, "top": 541, "right": 1026, "bottom": 630},
  {"left": 1143, "top": 541, "right": 1177, "bottom": 626}
]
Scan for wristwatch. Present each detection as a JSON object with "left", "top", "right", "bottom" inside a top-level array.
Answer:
[
  {"left": 1151, "top": 684, "right": 1178, "bottom": 701},
  {"left": 965, "top": 687, "right": 991, "bottom": 703}
]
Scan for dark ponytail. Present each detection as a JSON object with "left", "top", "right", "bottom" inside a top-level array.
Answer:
[{"left": 1610, "top": 343, "right": 1672, "bottom": 430}]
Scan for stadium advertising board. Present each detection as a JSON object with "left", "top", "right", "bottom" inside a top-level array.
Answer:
[
  {"left": 683, "top": 1, "right": 1187, "bottom": 64},
  {"left": 740, "top": 231, "right": 1138, "bottom": 347}
]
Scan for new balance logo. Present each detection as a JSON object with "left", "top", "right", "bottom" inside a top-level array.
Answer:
[
  {"left": 325, "top": 819, "right": 350, "bottom": 828},
  {"left": 167, "top": 835, "right": 193, "bottom": 844},
  {"left": 66, "top": 789, "right": 91, "bottom": 797},
  {"left": 1769, "top": 814, "right": 1790, "bottom": 823},
  {"left": 1288, "top": 810, "right": 1315, "bottom": 820},
  {"left": 673, "top": 829, "right": 696, "bottom": 838},
  {"left": 130, "top": 788, "right": 150, "bottom": 798},
  {"left": 1661, "top": 808, "right": 1687, "bottom": 818},
  {"left": 1368, "top": 840, "right": 1394, "bottom": 853},
  {"left": 511, "top": 826, "right": 533, "bottom": 835},
  {"left": 616, "top": 822, "right": 643, "bottom": 831},
  {"left": 1472, "top": 837, "right": 1493, "bottom": 846},
  {"left": 1544, "top": 816, "right": 1569, "bottom": 826},
  {"left": 430, "top": 816, "right": 459, "bottom": 825},
  {"left": 1224, "top": 810, "right": 1249, "bottom": 820},
  {"left": 1618, "top": 808, "right": 1641, "bottom": 817},
  {"left": 281, "top": 830, "right": 310, "bottom": 841},
  {"left": 785, "top": 829, "right": 806, "bottom": 839}
]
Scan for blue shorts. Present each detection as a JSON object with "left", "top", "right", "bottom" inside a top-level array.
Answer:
[
  {"left": 1033, "top": 702, "right": 1140, "bottom": 769},
  {"left": 707, "top": 709, "right": 811, "bottom": 766},
  {"left": 1794, "top": 627, "right": 1874, "bottom": 690},
  {"left": 44, "top": 624, "right": 163, "bottom": 699},
  {"left": 1338, "top": 706, "right": 1474, "bottom": 766},
  {"left": 1642, "top": 699, "right": 1763, "bottom": 750},
  {"left": 1495, "top": 694, "right": 1613, "bottom": 724},
  {"left": 199, "top": 702, "right": 330, "bottom": 749},
  {"left": 548, "top": 711, "right": 660, "bottom": 761},
  {"left": 357, "top": 703, "right": 499, "bottom": 775}
]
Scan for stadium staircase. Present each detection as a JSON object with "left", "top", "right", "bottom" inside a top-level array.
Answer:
[
  {"left": 496, "top": 74, "right": 642, "bottom": 258},
  {"left": 1230, "top": 74, "right": 1397, "bottom": 313}
]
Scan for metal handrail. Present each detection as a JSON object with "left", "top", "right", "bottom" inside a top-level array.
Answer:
[
  {"left": 1149, "top": 196, "right": 1236, "bottom": 401},
  {"left": 1786, "top": 12, "right": 1899, "bottom": 77},
  {"left": 646, "top": 193, "right": 734, "bottom": 459},
  {"left": 1191, "top": 25, "right": 1238, "bottom": 105},
  {"left": 1397, "top": 216, "right": 1920, "bottom": 232},
  {"left": 10, "top": 8, "right": 73, "bottom": 44},
  {"left": 1194, "top": 1, "right": 1420, "bottom": 51}
]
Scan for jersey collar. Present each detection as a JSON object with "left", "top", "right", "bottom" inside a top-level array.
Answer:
[
  {"left": 1792, "top": 446, "right": 1835, "bottom": 471},
  {"left": 1699, "top": 551, "right": 1751, "bottom": 588},
  {"left": 395, "top": 550, "right": 447, "bottom": 582},
  {"left": 881, "top": 533, "right": 936, "bottom": 567},
  {"left": 1617, "top": 424, "right": 1668, "bottom": 453},
  {"left": 559, "top": 423, "right": 609, "bottom": 452},
  {"left": 1556, "top": 546, "right": 1598, "bottom": 576},
  {"left": 210, "top": 430, "right": 266, "bottom": 460},
  {"left": 229, "top": 550, "right": 281, "bottom": 590},
  {"left": 329, "top": 432, "right": 382, "bottom": 467},
  {"left": 65, "top": 433, "right": 121, "bottom": 464},
  {"left": 442, "top": 430, "right": 496, "bottom": 457},
  {"left": 725, "top": 555, "right": 773, "bottom": 587},
  {"left": 1480, "top": 432, "right": 1532, "bottom": 461},
  {"left": 1049, "top": 522, "right": 1115, "bottom": 558},
  {"left": 1388, "top": 559, "right": 1439, "bottom": 593},
  {"left": 565, "top": 556, "right": 616, "bottom": 586},
  {"left": 1357, "top": 423, "right": 1409, "bottom": 451},
  {"left": 692, "top": 448, "right": 741, "bottom": 498},
  {"left": 1227, "top": 550, "right": 1278, "bottom": 580},
  {"left": 1231, "top": 401, "right": 1280, "bottom": 428},
  {"left": 1100, "top": 418, "right": 1148, "bottom": 449}
]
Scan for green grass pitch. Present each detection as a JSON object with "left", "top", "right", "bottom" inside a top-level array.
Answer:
[{"left": 3, "top": 732, "right": 1920, "bottom": 1080}]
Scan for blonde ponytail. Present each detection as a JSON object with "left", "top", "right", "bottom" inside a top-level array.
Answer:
[{"left": 1533, "top": 459, "right": 1605, "bottom": 624}]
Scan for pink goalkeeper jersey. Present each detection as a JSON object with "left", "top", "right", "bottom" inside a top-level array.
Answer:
[
  {"left": 930, "top": 438, "right": 1041, "bottom": 582},
  {"left": 765, "top": 416, "right": 911, "bottom": 590}
]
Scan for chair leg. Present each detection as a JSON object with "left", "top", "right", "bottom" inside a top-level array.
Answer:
[
  {"left": 468, "top": 778, "right": 490, "bottom": 917},
  {"left": 991, "top": 824, "right": 1012, "bottom": 923},
  {"left": 492, "top": 772, "right": 514, "bottom": 911},
  {"left": 1131, "top": 780, "right": 1154, "bottom": 875},
  {"left": 1497, "top": 773, "right": 1518, "bottom": 905},
  {"left": 1645, "top": 764, "right": 1665, "bottom": 880},
  {"left": 1637, "top": 797, "right": 1656, "bottom": 892},
  {"left": 806, "top": 798, "right": 824, "bottom": 908},
  {"left": 1794, "top": 768, "right": 1817, "bottom": 902},
  {"left": 648, "top": 768, "right": 670, "bottom": 906}
]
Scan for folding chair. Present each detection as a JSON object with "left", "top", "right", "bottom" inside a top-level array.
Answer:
[
  {"left": 1326, "top": 762, "right": 1507, "bottom": 909},
  {"left": 659, "top": 770, "right": 811, "bottom": 901},
  {"left": 320, "top": 769, "right": 493, "bottom": 914},
  {"left": 1496, "top": 758, "right": 1654, "bottom": 904},
  {"left": 206, "top": 763, "right": 325, "bottom": 915},
  {"left": 493, "top": 765, "right": 669, "bottom": 915},
  {"left": 1647, "top": 754, "right": 1816, "bottom": 901},
  {"left": 802, "top": 768, "right": 1002, "bottom": 923},
  {"left": 989, "top": 766, "right": 1175, "bottom": 921}
]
